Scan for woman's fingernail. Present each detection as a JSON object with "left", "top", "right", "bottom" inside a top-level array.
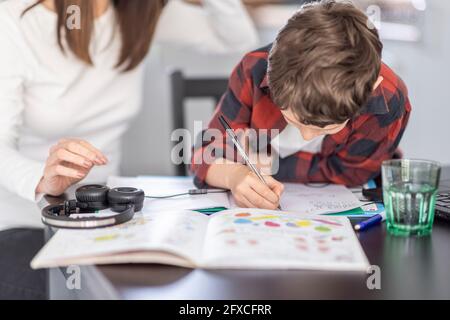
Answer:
[
  {"left": 77, "top": 172, "right": 84, "bottom": 179},
  {"left": 84, "top": 160, "right": 92, "bottom": 168}
]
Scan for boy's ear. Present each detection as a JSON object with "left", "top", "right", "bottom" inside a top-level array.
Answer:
[{"left": 373, "top": 76, "right": 384, "bottom": 90}]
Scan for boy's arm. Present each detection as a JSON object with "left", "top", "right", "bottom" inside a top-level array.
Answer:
[
  {"left": 191, "top": 59, "right": 252, "bottom": 188},
  {"left": 191, "top": 59, "right": 283, "bottom": 209},
  {"left": 273, "top": 90, "right": 412, "bottom": 187}
]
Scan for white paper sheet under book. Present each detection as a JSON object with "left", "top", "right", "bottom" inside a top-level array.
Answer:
[
  {"left": 31, "top": 209, "right": 369, "bottom": 271},
  {"left": 107, "top": 176, "right": 362, "bottom": 215},
  {"left": 107, "top": 176, "right": 232, "bottom": 212}
]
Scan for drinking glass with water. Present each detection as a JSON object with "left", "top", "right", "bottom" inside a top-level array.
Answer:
[{"left": 382, "top": 159, "right": 441, "bottom": 236}]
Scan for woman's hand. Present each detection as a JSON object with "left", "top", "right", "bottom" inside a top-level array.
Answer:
[{"left": 36, "top": 139, "right": 108, "bottom": 196}]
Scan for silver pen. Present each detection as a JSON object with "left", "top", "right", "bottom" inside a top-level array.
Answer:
[{"left": 218, "top": 115, "right": 282, "bottom": 210}]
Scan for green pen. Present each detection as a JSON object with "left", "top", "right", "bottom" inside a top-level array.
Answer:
[{"left": 194, "top": 207, "right": 228, "bottom": 215}]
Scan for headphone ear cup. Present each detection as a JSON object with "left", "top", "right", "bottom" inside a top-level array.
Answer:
[
  {"left": 108, "top": 187, "right": 145, "bottom": 212},
  {"left": 75, "top": 185, "right": 110, "bottom": 210}
]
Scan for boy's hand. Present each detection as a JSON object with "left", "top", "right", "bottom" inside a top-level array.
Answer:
[{"left": 228, "top": 165, "right": 284, "bottom": 210}]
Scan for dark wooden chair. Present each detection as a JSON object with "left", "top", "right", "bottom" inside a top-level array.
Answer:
[{"left": 170, "top": 71, "right": 228, "bottom": 176}]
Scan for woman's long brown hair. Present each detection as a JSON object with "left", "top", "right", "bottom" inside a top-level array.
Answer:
[{"left": 24, "top": 0, "right": 166, "bottom": 71}]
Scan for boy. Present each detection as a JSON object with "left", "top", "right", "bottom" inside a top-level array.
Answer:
[{"left": 191, "top": 0, "right": 411, "bottom": 210}]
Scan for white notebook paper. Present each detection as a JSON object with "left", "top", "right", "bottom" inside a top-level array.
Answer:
[{"left": 107, "top": 176, "right": 362, "bottom": 215}]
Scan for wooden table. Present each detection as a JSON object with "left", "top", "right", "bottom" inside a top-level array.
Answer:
[{"left": 46, "top": 168, "right": 450, "bottom": 300}]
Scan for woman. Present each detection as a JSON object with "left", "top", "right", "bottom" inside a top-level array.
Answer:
[
  {"left": 0, "top": 0, "right": 259, "bottom": 300},
  {"left": 0, "top": 0, "right": 165, "bottom": 300},
  {"left": 156, "top": 0, "right": 258, "bottom": 53}
]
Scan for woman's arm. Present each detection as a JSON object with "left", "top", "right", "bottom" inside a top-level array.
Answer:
[
  {"left": 201, "top": 0, "right": 259, "bottom": 52},
  {"left": 155, "top": 0, "right": 259, "bottom": 54},
  {"left": 0, "top": 13, "right": 107, "bottom": 200},
  {"left": 0, "top": 16, "right": 45, "bottom": 201}
]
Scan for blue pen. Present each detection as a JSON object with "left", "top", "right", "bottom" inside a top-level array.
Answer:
[{"left": 354, "top": 214, "right": 383, "bottom": 231}]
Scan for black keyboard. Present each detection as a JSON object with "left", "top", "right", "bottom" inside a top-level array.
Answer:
[{"left": 436, "top": 192, "right": 450, "bottom": 222}]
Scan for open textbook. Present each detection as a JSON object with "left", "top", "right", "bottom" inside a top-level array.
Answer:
[
  {"left": 106, "top": 176, "right": 363, "bottom": 215},
  {"left": 32, "top": 209, "right": 369, "bottom": 271}
]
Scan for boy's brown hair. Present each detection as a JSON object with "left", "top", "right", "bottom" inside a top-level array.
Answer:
[{"left": 268, "top": 0, "right": 383, "bottom": 127}]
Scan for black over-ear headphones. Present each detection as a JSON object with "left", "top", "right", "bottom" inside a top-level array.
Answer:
[{"left": 41, "top": 185, "right": 145, "bottom": 229}]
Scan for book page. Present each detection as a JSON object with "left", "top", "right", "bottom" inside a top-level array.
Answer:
[
  {"left": 227, "top": 183, "right": 362, "bottom": 215},
  {"left": 200, "top": 209, "right": 369, "bottom": 271},
  {"left": 31, "top": 210, "right": 209, "bottom": 269}
]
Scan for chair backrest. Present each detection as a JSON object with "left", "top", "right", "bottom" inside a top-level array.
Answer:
[{"left": 170, "top": 70, "right": 228, "bottom": 176}]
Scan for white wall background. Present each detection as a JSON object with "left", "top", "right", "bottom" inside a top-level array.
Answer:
[
  {"left": 382, "top": 0, "right": 450, "bottom": 164},
  {"left": 120, "top": 45, "right": 244, "bottom": 176}
]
